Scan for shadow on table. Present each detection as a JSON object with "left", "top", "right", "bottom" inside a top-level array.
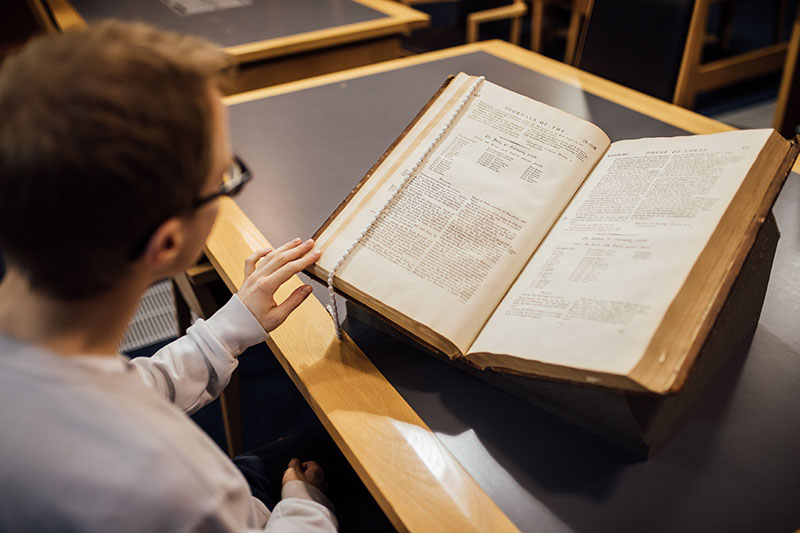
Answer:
[{"left": 342, "top": 309, "right": 752, "bottom": 531}]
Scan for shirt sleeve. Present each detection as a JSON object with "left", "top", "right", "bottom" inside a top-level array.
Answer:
[
  {"left": 265, "top": 481, "right": 338, "bottom": 532},
  {"left": 130, "top": 294, "right": 267, "bottom": 413},
  {"left": 189, "top": 484, "right": 338, "bottom": 533}
]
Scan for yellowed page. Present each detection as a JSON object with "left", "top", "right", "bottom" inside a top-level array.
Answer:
[
  {"left": 315, "top": 73, "right": 610, "bottom": 354},
  {"left": 470, "top": 129, "right": 774, "bottom": 374}
]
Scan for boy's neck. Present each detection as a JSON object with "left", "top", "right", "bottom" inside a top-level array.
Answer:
[{"left": 0, "top": 269, "right": 149, "bottom": 357}]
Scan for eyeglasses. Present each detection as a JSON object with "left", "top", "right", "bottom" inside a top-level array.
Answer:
[{"left": 193, "top": 155, "right": 252, "bottom": 207}]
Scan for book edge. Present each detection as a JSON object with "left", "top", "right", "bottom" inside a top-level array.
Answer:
[
  {"left": 634, "top": 131, "right": 799, "bottom": 393},
  {"left": 310, "top": 75, "right": 458, "bottom": 242}
]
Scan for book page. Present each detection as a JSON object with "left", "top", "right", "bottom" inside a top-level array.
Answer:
[
  {"left": 315, "top": 73, "right": 610, "bottom": 354},
  {"left": 470, "top": 129, "right": 774, "bottom": 374}
]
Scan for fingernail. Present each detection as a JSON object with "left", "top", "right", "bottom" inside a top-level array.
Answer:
[
  {"left": 305, "top": 238, "right": 314, "bottom": 245},
  {"left": 293, "top": 237, "right": 302, "bottom": 244},
  {"left": 303, "top": 285, "right": 313, "bottom": 294}
]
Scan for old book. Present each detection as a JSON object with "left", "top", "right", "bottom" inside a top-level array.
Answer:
[{"left": 307, "top": 72, "right": 798, "bottom": 394}]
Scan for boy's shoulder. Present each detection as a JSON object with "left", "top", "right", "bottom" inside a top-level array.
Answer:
[{"left": 0, "top": 335, "right": 255, "bottom": 531}]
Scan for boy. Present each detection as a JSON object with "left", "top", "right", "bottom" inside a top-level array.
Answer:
[{"left": 0, "top": 21, "right": 337, "bottom": 531}]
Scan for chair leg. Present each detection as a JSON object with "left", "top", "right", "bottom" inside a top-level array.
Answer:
[
  {"left": 220, "top": 369, "right": 244, "bottom": 457},
  {"left": 172, "top": 279, "right": 193, "bottom": 336},
  {"left": 531, "top": 0, "right": 544, "bottom": 52},
  {"left": 674, "top": 0, "right": 712, "bottom": 108},
  {"left": 173, "top": 267, "right": 244, "bottom": 458},
  {"left": 774, "top": 5, "right": 800, "bottom": 137},
  {"left": 510, "top": 9, "right": 522, "bottom": 45},
  {"left": 564, "top": 1, "right": 584, "bottom": 64}
]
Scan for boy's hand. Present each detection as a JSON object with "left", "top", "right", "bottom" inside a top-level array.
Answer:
[
  {"left": 237, "top": 238, "right": 320, "bottom": 333},
  {"left": 282, "top": 458, "right": 327, "bottom": 493}
]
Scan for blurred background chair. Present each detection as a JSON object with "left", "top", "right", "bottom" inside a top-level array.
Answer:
[
  {"left": 577, "top": 0, "right": 793, "bottom": 109},
  {"left": 1, "top": 0, "right": 54, "bottom": 64},
  {"left": 449, "top": 0, "right": 590, "bottom": 59},
  {"left": 673, "top": 0, "right": 790, "bottom": 108},
  {"left": 531, "top": 0, "right": 592, "bottom": 63},
  {"left": 466, "top": 1, "right": 528, "bottom": 45},
  {"left": 774, "top": 3, "right": 800, "bottom": 136},
  {"left": 400, "top": 0, "right": 529, "bottom": 51}
]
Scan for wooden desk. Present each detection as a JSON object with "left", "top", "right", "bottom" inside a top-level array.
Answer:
[
  {"left": 211, "top": 41, "right": 799, "bottom": 531},
  {"left": 43, "top": 0, "right": 428, "bottom": 92}
]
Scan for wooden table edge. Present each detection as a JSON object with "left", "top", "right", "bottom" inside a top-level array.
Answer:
[
  {"left": 205, "top": 198, "right": 519, "bottom": 532},
  {"left": 43, "top": 0, "right": 429, "bottom": 64}
]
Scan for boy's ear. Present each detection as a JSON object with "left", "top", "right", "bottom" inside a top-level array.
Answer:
[{"left": 141, "top": 217, "right": 185, "bottom": 272}]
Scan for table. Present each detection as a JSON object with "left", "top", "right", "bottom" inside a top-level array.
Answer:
[
  {"left": 210, "top": 41, "right": 800, "bottom": 531},
  {"left": 42, "top": 0, "right": 428, "bottom": 92}
]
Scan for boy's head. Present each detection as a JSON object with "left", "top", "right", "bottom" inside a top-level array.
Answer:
[{"left": 0, "top": 21, "right": 231, "bottom": 300}]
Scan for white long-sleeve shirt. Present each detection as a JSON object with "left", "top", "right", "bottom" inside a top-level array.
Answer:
[{"left": 0, "top": 295, "right": 337, "bottom": 532}]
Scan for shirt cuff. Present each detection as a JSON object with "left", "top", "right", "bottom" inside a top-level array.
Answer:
[
  {"left": 202, "top": 294, "right": 267, "bottom": 356},
  {"left": 281, "top": 481, "right": 335, "bottom": 512}
]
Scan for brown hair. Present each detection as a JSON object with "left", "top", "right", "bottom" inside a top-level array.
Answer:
[{"left": 0, "top": 21, "right": 231, "bottom": 299}]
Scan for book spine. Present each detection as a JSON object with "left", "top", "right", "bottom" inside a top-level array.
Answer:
[{"left": 326, "top": 75, "right": 486, "bottom": 339}]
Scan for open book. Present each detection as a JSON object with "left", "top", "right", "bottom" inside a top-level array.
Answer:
[{"left": 307, "top": 73, "right": 797, "bottom": 394}]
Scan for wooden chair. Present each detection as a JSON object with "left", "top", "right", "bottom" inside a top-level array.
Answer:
[
  {"left": 578, "top": 0, "right": 790, "bottom": 109},
  {"left": 1, "top": 0, "right": 55, "bottom": 63},
  {"left": 530, "top": 0, "right": 592, "bottom": 64},
  {"left": 398, "top": 0, "right": 528, "bottom": 46},
  {"left": 674, "top": 0, "right": 790, "bottom": 108},
  {"left": 466, "top": 1, "right": 528, "bottom": 45},
  {"left": 774, "top": 4, "right": 800, "bottom": 138},
  {"left": 173, "top": 262, "right": 244, "bottom": 458}
]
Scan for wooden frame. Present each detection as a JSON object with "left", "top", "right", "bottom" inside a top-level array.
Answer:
[
  {"left": 42, "top": 0, "right": 428, "bottom": 64},
  {"left": 212, "top": 40, "right": 739, "bottom": 530},
  {"left": 774, "top": 4, "right": 800, "bottom": 137},
  {"left": 466, "top": 1, "right": 528, "bottom": 45},
  {"left": 530, "top": 0, "right": 592, "bottom": 65},
  {"left": 173, "top": 264, "right": 245, "bottom": 458},
  {"left": 673, "top": 0, "right": 789, "bottom": 108},
  {"left": 26, "top": 0, "right": 57, "bottom": 33}
]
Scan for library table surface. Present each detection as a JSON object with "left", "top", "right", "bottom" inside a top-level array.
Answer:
[
  {"left": 43, "top": 0, "right": 428, "bottom": 91},
  {"left": 208, "top": 41, "right": 800, "bottom": 531}
]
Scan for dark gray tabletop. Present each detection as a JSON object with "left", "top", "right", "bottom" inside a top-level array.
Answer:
[
  {"left": 230, "top": 51, "right": 687, "bottom": 246},
  {"left": 68, "top": 0, "right": 387, "bottom": 48},
  {"left": 229, "top": 51, "right": 800, "bottom": 532}
]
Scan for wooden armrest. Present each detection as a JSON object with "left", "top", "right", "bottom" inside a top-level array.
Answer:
[
  {"left": 467, "top": 2, "right": 528, "bottom": 44},
  {"left": 469, "top": 2, "right": 528, "bottom": 25},
  {"left": 184, "top": 262, "right": 220, "bottom": 286}
]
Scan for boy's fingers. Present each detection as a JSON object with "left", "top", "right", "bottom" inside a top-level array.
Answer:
[
  {"left": 287, "top": 458, "right": 302, "bottom": 470},
  {"left": 271, "top": 286, "right": 313, "bottom": 324},
  {"left": 263, "top": 251, "right": 320, "bottom": 292},
  {"left": 303, "top": 461, "right": 322, "bottom": 475},
  {"left": 244, "top": 248, "right": 272, "bottom": 278},
  {"left": 257, "top": 239, "right": 315, "bottom": 276}
]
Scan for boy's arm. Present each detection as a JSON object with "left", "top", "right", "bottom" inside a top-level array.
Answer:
[
  {"left": 129, "top": 294, "right": 264, "bottom": 413},
  {"left": 130, "top": 239, "right": 320, "bottom": 413},
  {"left": 266, "top": 493, "right": 338, "bottom": 532}
]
